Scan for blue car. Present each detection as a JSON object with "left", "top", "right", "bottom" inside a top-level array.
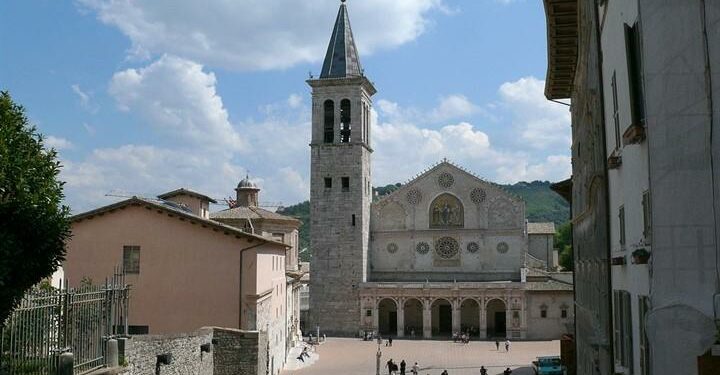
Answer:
[{"left": 532, "top": 356, "right": 565, "bottom": 375}]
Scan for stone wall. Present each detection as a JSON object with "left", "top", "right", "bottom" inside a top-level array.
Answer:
[
  {"left": 213, "top": 328, "right": 267, "bottom": 375},
  {"left": 123, "top": 327, "right": 267, "bottom": 375},
  {"left": 123, "top": 328, "right": 214, "bottom": 375}
]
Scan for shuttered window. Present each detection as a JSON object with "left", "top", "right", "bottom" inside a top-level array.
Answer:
[{"left": 123, "top": 246, "right": 140, "bottom": 274}]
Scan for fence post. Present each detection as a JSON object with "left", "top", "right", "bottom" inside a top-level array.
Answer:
[
  {"left": 58, "top": 352, "right": 74, "bottom": 375},
  {"left": 106, "top": 338, "right": 119, "bottom": 367}
]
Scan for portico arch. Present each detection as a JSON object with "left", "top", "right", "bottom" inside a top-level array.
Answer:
[
  {"left": 377, "top": 298, "right": 398, "bottom": 336},
  {"left": 486, "top": 299, "right": 507, "bottom": 338},
  {"left": 431, "top": 298, "right": 453, "bottom": 336},
  {"left": 403, "top": 298, "right": 423, "bottom": 338},
  {"left": 460, "top": 298, "right": 480, "bottom": 337}
]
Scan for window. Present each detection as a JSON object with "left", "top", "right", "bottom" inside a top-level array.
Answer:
[
  {"left": 613, "top": 290, "right": 633, "bottom": 370},
  {"left": 340, "top": 99, "right": 351, "bottom": 143},
  {"left": 625, "top": 22, "right": 645, "bottom": 127},
  {"left": 619, "top": 205, "right": 626, "bottom": 247},
  {"left": 366, "top": 309, "right": 372, "bottom": 317},
  {"left": 323, "top": 100, "right": 334, "bottom": 143},
  {"left": 642, "top": 190, "right": 652, "bottom": 244},
  {"left": 341, "top": 177, "right": 350, "bottom": 192},
  {"left": 128, "top": 325, "right": 149, "bottom": 335},
  {"left": 561, "top": 309, "right": 568, "bottom": 319},
  {"left": 540, "top": 309, "right": 547, "bottom": 318},
  {"left": 324, "top": 177, "right": 332, "bottom": 189},
  {"left": 639, "top": 296, "right": 650, "bottom": 375},
  {"left": 123, "top": 246, "right": 140, "bottom": 274},
  {"left": 611, "top": 71, "right": 621, "bottom": 149},
  {"left": 351, "top": 214, "right": 356, "bottom": 226}
]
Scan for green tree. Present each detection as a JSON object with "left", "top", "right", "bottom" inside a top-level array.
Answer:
[
  {"left": 555, "top": 221, "right": 573, "bottom": 271},
  {"left": 0, "top": 91, "right": 71, "bottom": 323}
]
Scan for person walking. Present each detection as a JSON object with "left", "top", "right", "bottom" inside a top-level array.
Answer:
[
  {"left": 495, "top": 339, "right": 499, "bottom": 351},
  {"left": 505, "top": 339, "right": 511, "bottom": 352},
  {"left": 387, "top": 359, "right": 395, "bottom": 375},
  {"left": 479, "top": 366, "right": 487, "bottom": 375},
  {"left": 400, "top": 360, "right": 406, "bottom": 375},
  {"left": 503, "top": 368, "right": 512, "bottom": 375},
  {"left": 411, "top": 362, "right": 419, "bottom": 375}
]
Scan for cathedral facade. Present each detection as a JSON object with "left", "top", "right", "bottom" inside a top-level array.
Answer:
[{"left": 309, "top": 1, "right": 573, "bottom": 340}]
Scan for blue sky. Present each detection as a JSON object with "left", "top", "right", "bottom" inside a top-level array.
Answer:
[{"left": 0, "top": 0, "right": 570, "bottom": 212}]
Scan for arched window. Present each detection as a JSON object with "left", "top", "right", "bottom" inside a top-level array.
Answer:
[
  {"left": 323, "top": 100, "right": 334, "bottom": 143},
  {"left": 340, "top": 99, "right": 351, "bottom": 143},
  {"left": 429, "top": 193, "right": 464, "bottom": 228}
]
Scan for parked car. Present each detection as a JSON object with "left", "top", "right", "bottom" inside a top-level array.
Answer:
[{"left": 532, "top": 356, "right": 565, "bottom": 375}]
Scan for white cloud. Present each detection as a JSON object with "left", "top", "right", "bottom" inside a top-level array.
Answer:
[
  {"left": 109, "top": 55, "right": 246, "bottom": 152},
  {"left": 71, "top": 84, "right": 97, "bottom": 112},
  {"left": 45, "top": 136, "right": 74, "bottom": 150},
  {"left": 498, "top": 76, "right": 571, "bottom": 149},
  {"left": 429, "top": 95, "right": 480, "bottom": 122},
  {"left": 77, "top": 0, "right": 447, "bottom": 71}
]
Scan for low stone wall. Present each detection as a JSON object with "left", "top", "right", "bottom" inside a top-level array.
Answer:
[
  {"left": 213, "top": 328, "right": 267, "bottom": 375},
  {"left": 122, "top": 327, "right": 267, "bottom": 375},
  {"left": 124, "top": 328, "right": 214, "bottom": 375}
]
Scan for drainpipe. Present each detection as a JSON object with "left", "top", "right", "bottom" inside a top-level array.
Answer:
[{"left": 239, "top": 241, "right": 268, "bottom": 330}]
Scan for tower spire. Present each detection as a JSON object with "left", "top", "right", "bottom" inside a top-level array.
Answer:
[{"left": 320, "top": 0, "right": 363, "bottom": 78}]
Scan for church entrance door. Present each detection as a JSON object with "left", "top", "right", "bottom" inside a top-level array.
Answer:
[
  {"left": 403, "top": 298, "right": 423, "bottom": 337},
  {"left": 460, "top": 298, "right": 480, "bottom": 337},
  {"left": 431, "top": 298, "right": 452, "bottom": 337},
  {"left": 486, "top": 299, "right": 507, "bottom": 338}
]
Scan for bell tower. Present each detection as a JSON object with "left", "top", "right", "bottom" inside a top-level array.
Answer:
[{"left": 308, "top": 0, "right": 376, "bottom": 336}]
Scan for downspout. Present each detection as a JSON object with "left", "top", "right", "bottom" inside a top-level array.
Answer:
[{"left": 239, "top": 241, "right": 267, "bottom": 330}]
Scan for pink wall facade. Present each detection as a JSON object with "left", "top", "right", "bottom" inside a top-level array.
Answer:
[{"left": 65, "top": 204, "right": 283, "bottom": 334}]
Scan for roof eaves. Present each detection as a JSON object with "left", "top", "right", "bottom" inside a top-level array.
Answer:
[{"left": 543, "top": 0, "right": 578, "bottom": 100}]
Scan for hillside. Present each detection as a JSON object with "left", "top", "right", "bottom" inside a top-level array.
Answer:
[{"left": 277, "top": 180, "right": 569, "bottom": 262}]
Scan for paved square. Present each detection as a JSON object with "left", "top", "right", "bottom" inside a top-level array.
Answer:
[{"left": 283, "top": 338, "right": 560, "bottom": 375}]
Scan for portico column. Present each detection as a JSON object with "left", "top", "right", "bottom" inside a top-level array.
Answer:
[
  {"left": 372, "top": 299, "right": 379, "bottom": 334},
  {"left": 505, "top": 298, "right": 512, "bottom": 339},
  {"left": 397, "top": 298, "right": 405, "bottom": 337},
  {"left": 479, "top": 298, "right": 487, "bottom": 339},
  {"left": 452, "top": 299, "right": 461, "bottom": 333},
  {"left": 422, "top": 299, "right": 431, "bottom": 339}
]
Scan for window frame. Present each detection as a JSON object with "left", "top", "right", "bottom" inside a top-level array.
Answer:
[
  {"left": 611, "top": 71, "right": 621, "bottom": 149},
  {"left": 341, "top": 177, "right": 350, "bottom": 192},
  {"left": 123, "top": 245, "right": 141, "bottom": 274}
]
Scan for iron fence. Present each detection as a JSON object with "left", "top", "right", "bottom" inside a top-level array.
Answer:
[{"left": 0, "top": 270, "right": 130, "bottom": 375}]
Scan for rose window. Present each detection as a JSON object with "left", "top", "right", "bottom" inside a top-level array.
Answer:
[
  {"left": 496, "top": 242, "right": 509, "bottom": 254},
  {"left": 416, "top": 242, "right": 430, "bottom": 254},
  {"left": 435, "top": 237, "right": 459, "bottom": 259},
  {"left": 387, "top": 243, "right": 399, "bottom": 254},
  {"left": 470, "top": 188, "right": 487, "bottom": 204},
  {"left": 406, "top": 189, "right": 422, "bottom": 205},
  {"left": 438, "top": 172, "right": 455, "bottom": 188},
  {"left": 466, "top": 242, "right": 480, "bottom": 253}
]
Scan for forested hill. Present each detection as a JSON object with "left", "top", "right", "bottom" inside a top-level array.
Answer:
[{"left": 277, "top": 180, "right": 569, "bottom": 261}]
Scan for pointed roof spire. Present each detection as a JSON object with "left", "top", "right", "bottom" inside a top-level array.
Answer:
[{"left": 320, "top": 0, "right": 363, "bottom": 79}]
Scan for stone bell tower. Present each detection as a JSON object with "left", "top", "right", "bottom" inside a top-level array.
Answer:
[{"left": 307, "top": 0, "right": 376, "bottom": 336}]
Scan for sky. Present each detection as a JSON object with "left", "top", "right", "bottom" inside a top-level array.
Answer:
[{"left": 0, "top": 0, "right": 571, "bottom": 212}]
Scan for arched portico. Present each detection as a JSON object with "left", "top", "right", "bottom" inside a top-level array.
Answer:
[
  {"left": 486, "top": 299, "right": 507, "bottom": 338},
  {"left": 460, "top": 298, "right": 480, "bottom": 337},
  {"left": 431, "top": 298, "right": 453, "bottom": 337},
  {"left": 377, "top": 298, "right": 398, "bottom": 336},
  {"left": 403, "top": 298, "right": 423, "bottom": 338}
]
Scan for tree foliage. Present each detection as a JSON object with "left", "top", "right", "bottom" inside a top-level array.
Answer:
[
  {"left": 0, "top": 91, "right": 71, "bottom": 323},
  {"left": 555, "top": 221, "right": 573, "bottom": 271}
]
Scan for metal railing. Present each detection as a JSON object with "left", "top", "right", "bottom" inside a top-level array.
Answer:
[{"left": 0, "top": 270, "right": 130, "bottom": 375}]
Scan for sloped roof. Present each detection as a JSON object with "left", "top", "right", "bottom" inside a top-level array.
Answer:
[
  {"left": 525, "top": 279, "right": 573, "bottom": 291},
  {"left": 373, "top": 159, "right": 523, "bottom": 206},
  {"left": 210, "top": 206, "right": 301, "bottom": 225},
  {"left": 71, "top": 197, "right": 286, "bottom": 247},
  {"left": 320, "top": 1, "right": 363, "bottom": 79},
  {"left": 528, "top": 222, "right": 556, "bottom": 234},
  {"left": 157, "top": 188, "right": 218, "bottom": 203}
]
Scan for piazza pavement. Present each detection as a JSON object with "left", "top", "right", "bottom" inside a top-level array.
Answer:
[{"left": 283, "top": 338, "right": 561, "bottom": 375}]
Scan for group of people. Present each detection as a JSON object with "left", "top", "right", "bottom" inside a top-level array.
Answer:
[
  {"left": 386, "top": 359, "right": 420, "bottom": 375},
  {"left": 451, "top": 331, "right": 471, "bottom": 344},
  {"left": 495, "top": 339, "right": 511, "bottom": 352},
  {"left": 478, "top": 366, "right": 513, "bottom": 375}
]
